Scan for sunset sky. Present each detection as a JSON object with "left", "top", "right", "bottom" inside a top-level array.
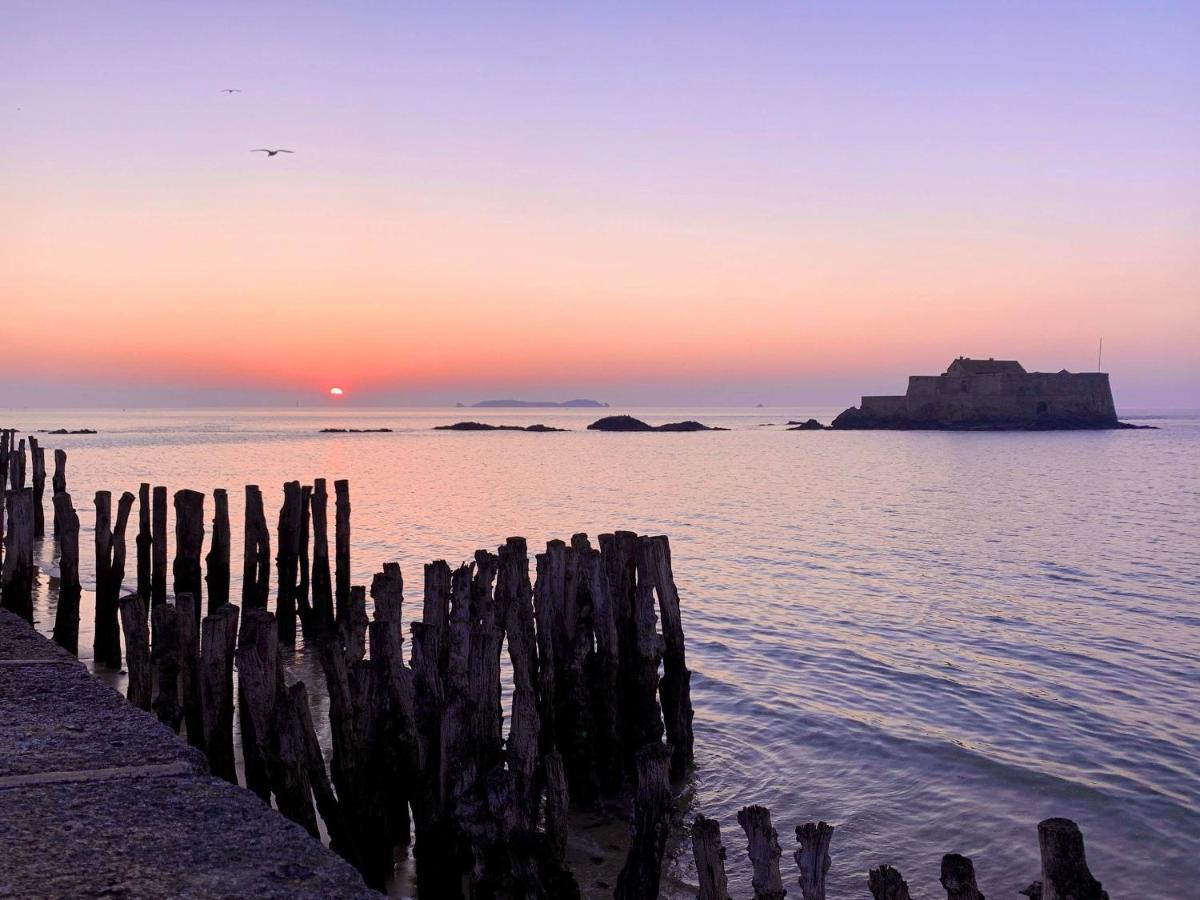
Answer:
[{"left": 2, "top": 3, "right": 1197, "bottom": 408}]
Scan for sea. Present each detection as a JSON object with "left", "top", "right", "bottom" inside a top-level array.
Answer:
[{"left": 6, "top": 406, "right": 1198, "bottom": 898}]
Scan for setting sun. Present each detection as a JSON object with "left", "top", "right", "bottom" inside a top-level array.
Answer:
[{"left": 329, "top": 387, "right": 344, "bottom": 397}]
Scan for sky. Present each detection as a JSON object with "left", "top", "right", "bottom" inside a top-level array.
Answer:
[{"left": 2, "top": 2, "right": 1197, "bottom": 408}]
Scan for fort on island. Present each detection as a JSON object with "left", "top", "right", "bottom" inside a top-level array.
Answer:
[{"left": 832, "top": 357, "right": 1125, "bottom": 430}]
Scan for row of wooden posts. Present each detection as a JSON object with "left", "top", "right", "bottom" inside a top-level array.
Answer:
[
  {"left": 1, "top": 432, "right": 1112, "bottom": 899},
  {"left": 687, "top": 806, "right": 1107, "bottom": 900},
  {"left": 114, "top": 524, "right": 696, "bottom": 896},
  {"left": 0, "top": 430, "right": 67, "bottom": 621}
]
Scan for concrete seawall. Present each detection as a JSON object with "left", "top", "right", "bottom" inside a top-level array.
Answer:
[{"left": 0, "top": 609, "right": 375, "bottom": 899}]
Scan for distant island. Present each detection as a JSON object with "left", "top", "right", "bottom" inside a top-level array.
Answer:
[
  {"left": 587, "top": 415, "right": 728, "bottom": 432},
  {"left": 832, "top": 357, "right": 1141, "bottom": 430},
  {"left": 435, "top": 422, "right": 567, "bottom": 432},
  {"left": 462, "top": 399, "right": 608, "bottom": 409},
  {"left": 319, "top": 428, "right": 393, "bottom": 433}
]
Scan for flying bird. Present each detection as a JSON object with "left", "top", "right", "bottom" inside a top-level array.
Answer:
[
  {"left": 221, "top": 88, "right": 242, "bottom": 93},
  {"left": 251, "top": 149, "right": 294, "bottom": 157}
]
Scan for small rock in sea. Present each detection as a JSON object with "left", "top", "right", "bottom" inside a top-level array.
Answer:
[
  {"left": 42, "top": 428, "right": 98, "bottom": 435},
  {"left": 587, "top": 415, "right": 727, "bottom": 432},
  {"left": 787, "top": 419, "right": 826, "bottom": 430},
  {"left": 434, "top": 421, "right": 567, "bottom": 432}
]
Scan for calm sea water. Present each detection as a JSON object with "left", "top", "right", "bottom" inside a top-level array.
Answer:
[{"left": 7, "top": 407, "right": 1199, "bottom": 898}]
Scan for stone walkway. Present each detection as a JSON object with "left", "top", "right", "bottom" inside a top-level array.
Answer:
[{"left": 0, "top": 608, "right": 376, "bottom": 899}]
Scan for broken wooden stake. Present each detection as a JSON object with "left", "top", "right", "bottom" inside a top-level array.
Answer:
[
  {"left": 795, "top": 821, "right": 834, "bottom": 900},
  {"left": 737, "top": 804, "right": 786, "bottom": 900},
  {"left": 692, "top": 814, "right": 731, "bottom": 900},
  {"left": 118, "top": 592, "right": 152, "bottom": 711}
]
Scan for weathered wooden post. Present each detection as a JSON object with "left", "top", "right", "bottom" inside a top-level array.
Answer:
[
  {"left": 499, "top": 537, "right": 542, "bottom": 830},
  {"left": 334, "top": 478, "right": 351, "bottom": 622},
  {"left": 738, "top": 805, "right": 786, "bottom": 900},
  {"left": 242, "top": 485, "right": 270, "bottom": 610},
  {"left": 199, "top": 602, "right": 239, "bottom": 783},
  {"left": 151, "top": 601, "right": 183, "bottom": 731},
  {"left": 627, "top": 539, "right": 666, "bottom": 769},
  {"left": 151, "top": 486, "right": 167, "bottom": 607},
  {"left": 0, "top": 431, "right": 9, "bottom": 568},
  {"left": 205, "top": 488, "right": 230, "bottom": 611},
  {"left": 795, "top": 821, "right": 834, "bottom": 900},
  {"left": 649, "top": 534, "right": 695, "bottom": 777},
  {"left": 118, "top": 593, "right": 152, "bottom": 710},
  {"left": 29, "top": 438, "right": 46, "bottom": 539},
  {"left": 1031, "top": 818, "right": 1107, "bottom": 900},
  {"left": 310, "top": 479, "right": 334, "bottom": 630},
  {"left": 296, "top": 484, "right": 312, "bottom": 636},
  {"left": 869, "top": 865, "right": 913, "bottom": 900},
  {"left": 940, "top": 853, "right": 983, "bottom": 900},
  {"left": 94, "top": 490, "right": 134, "bottom": 669},
  {"left": 615, "top": 743, "right": 673, "bottom": 900},
  {"left": 692, "top": 815, "right": 732, "bottom": 900},
  {"left": 238, "top": 606, "right": 273, "bottom": 802},
  {"left": 0, "top": 488, "right": 35, "bottom": 621},
  {"left": 136, "top": 484, "right": 152, "bottom": 599},
  {"left": 341, "top": 584, "right": 368, "bottom": 664},
  {"left": 275, "top": 481, "right": 302, "bottom": 643},
  {"left": 173, "top": 490, "right": 205, "bottom": 623},
  {"left": 544, "top": 750, "right": 570, "bottom": 868},
  {"left": 51, "top": 491, "right": 81, "bottom": 653},
  {"left": 176, "top": 593, "right": 204, "bottom": 750},
  {"left": 533, "top": 540, "right": 565, "bottom": 756},
  {"left": 10, "top": 438, "right": 26, "bottom": 489},
  {"left": 581, "top": 536, "right": 623, "bottom": 797},
  {"left": 51, "top": 449, "right": 66, "bottom": 536}
]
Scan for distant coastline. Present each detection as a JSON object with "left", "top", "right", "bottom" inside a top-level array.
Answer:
[{"left": 458, "top": 399, "right": 608, "bottom": 409}]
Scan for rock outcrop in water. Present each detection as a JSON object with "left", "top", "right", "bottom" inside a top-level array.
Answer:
[
  {"left": 434, "top": 422, "right": 567, "bottom": 432},
  {"left": 587, "top": 415, "right": 728, "bottom": 432},
  {"left": 832, "top": 357, "right": 1138, "bottom": 430}
]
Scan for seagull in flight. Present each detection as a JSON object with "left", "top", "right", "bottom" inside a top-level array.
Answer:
[
  {"left": 251, "top": 149, "right": 294, "bottom": 157},
  {"left": 221, "top": 88, "right": 242, "bottom": 93}
]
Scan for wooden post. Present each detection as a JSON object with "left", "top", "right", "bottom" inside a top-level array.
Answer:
[
  {"left": 275, "top": 481, "right": 302, "bottom": 644},
  {"left": 310, "top": 479, "right": 334, "bottom": 630},
  {"left": 205, "top": 488, "right": 230, "bottom": 611},
  {"left": 151, "top": 486, "right": 167, "bottom": 607},
  {"left": 173, "top": 489, "right": 205, "bottom": 623},
  {"left": 296, "top": 484, "right": 313, "bottom": 637},
  {"left": 868, "top": 865, "right": 913, "bottom": 900},
  {"left": 341, "top": 584, "right": 368, "bottom": 664},
  {"left": 1035, "top": 818, "right": 1107, "bottom": 900},
  {"left": 795, "top": 822, "right": 834, "bottom": 900},
  {"left": 150, "top": 601, "right": 183, "bottom": 731},
  {"left": 118, "top": 593, "right": 152, "bottom": 710},
  {"left": 238, "top": 606, "right": 273, "bottom": 801},
  {"left": 334, "top": 478, "right": 350, "bottom": 623},
  {"left": 469, "top": 550, "right": 502, "bottom": 771},
  {"left": 242, "top": 485, "right": 270, "bottom": 610},
  {"left": 615, "top": 743, "right": 673, "bottom": 900},
  {"left": 51, "top": 449, "right": 66, "bottom": 536},
  {"left": 544, "top": 750, "right": 570, "bottom": 868},
  {"left": 51, "top": 491, "right": 81, "bottom": 653},
  {"left": 29, "top": 438, "right": 45, "bottom": 539},
  {"left": 558, "top": 536, "right": 599, "bottom": 807},
  {"left": 136, "top": 484, "right": 152, "bottom": 599},
  {"left": 648, "top": 535, "right": 694, "bottom": 777},
  {"left": 94, "top": 490, "right": 133, "bottom": 669},
  {"left": 290, "top": 680, "right": 352, "bottom": 859},
  {"left": 422, "top": 559, "right": 451, "bottom": 673},
  {"left": 176, "top": 593, "right": 204, "bottom": 750},
  {"left": 581, "top": 537, "right": 623, "bottom": 797},
  {"left": 368, "top": 563, "right": 419, "bottom": 848},
  {"left": 237, "top": 606, "right": 318, "bottom": 830},
  {"left": 9, "top": 438, "right": 25, "bottom": 490},
  {"left": 627, "top": 538, "right": 666, "bottom": 768},
  {"left": 940, "top": 854, "right": 983, "bottom": 900},
  {"left": 0, "top": 488, "right": 35, "bottom": 621},
  {"left": 0, "top": 431, "right": 9, "bottom": 568},
  {"left": 692, "top": 815, "right": 731, "bottom": 900},
  {"left": 737, "top": 805, "right": 786, "bottom": 900},
  {"left": 533, "top": 541, "right": 564, "bottom": 755},
  {"left": 199, "top": 602, "right": 239, "bottom": 783},
  {"left": 499, "top": 538, "right": 541, "bottom": 830}
]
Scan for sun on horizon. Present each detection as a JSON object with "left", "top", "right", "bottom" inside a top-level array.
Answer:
[{"left": 329, "top": 387, "right": 344, "bottom": 397}]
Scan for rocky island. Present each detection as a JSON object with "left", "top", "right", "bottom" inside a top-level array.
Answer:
[
  {"left": 832, "top": 357, "right": 1136, "bottom": 430},
  {"left": 587, "top": 415, "right": 728, "bottom": 432},
  {"left": 434, "top": 422, "right": 567, "bottom": 432}
]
